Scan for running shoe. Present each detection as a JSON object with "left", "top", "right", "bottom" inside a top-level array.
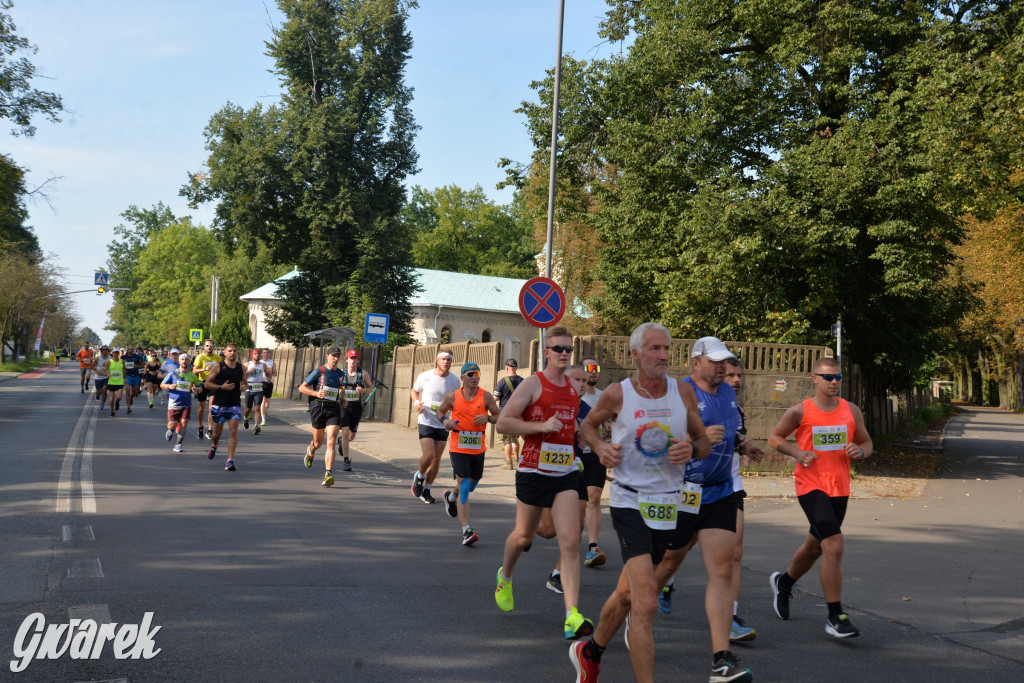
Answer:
[
  {"left": 710, "top": 650, "right": 752, "bottom": 682},
  {"left": 564, "top": 607, "right": 593, "bottom": 640},
  {"left": 243, "top": 417, "right": 249, "bottom": 430},
  {"left": 770, "top": 571, "right": 791, "bottom": 620},
  {"left": 342, "top": 457, "right": 352, "bottom": 472},
  {"left": 206, "top": 428, "right": 213, "bottom": 440},
  {"left": 442, "top": 489, "right": 458, "bottom": 518},
  {"left": 207, "top": 445, "right": 217, "bottom": 460},
  {"left": 126, "top": 407, "right": 132, "bottom": 414},
  {"left": 494, "top": 567, "right": 513, "bottom": 612},
  {"left": 172, "top": 444, "right": 183, "bottom": 453},
  {"left": 461, "top": 527, "right": 478, "bottom": 546},
  {"left": 584, "top": 546, "right": 606, "bottom": 568},
  {"left": 322, "top": 472, "right": 335, "bottom": 488},
  {"left": 304, "top": 446, "right": 313, "bottom": 468},
  {"left": 623, "top": 611, "right": 630, "bottom": 650},
  {"left": 730, "top": 615, "right": 757, "bottom": 642},
  {"left": 149, "top": 402, "right": 154, "bottom": 409},
  {"left": 419, "top": 490, "right": 436, "bottom": 504},
  {"left": 260, "top": 417, "right": 267, "bottom": 426},
  {"left": 546, "top": 572, "right": 564, "bottom": 594},
  {"left": 225, "top": 459, "right": 236, "bottom": 471},
  {"left": 165, "top": 429, "right": 173, "bottom": 442},
  {"left": 253, "top": 425, "right": 261, "bottom": 436},
  {"left": 658, "top": 584, "right": 674, "bottom": 614},
  {"left": 110, "top": 410, "right": 115, "bottom": 417},
  {"left": 197, "top": 428, "right": 204, "bottom": 441},
  {"left": 81, "top": 387, "right": 85, "bottom": 394},
  {"left": 569, "top": 640, "right": 600, "bottom": 682},
  {"left": 411, "top": 473, "right": 425, "bottom": 498},
  {"left": 826, "top": 613, "right": 860, "bottom": 639}
]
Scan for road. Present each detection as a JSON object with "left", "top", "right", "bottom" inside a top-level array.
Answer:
[{"left": 1, "top": 367, "right": 1022, "bottom": 681}]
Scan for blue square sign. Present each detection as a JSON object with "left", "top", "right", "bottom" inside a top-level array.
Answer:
[{"left": 364, "top": 313, "right": 389, "bottom": 344}]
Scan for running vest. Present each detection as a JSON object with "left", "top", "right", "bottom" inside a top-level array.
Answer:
[
  {"left": 794, "top": 398, "right": 857, "bottom": 497},
  {"left": 107, "top": 359, "right": 125, "bottom": 386},
  {"left": 518, "top": 372, "right": 578, "bottom": 476},
  {"left": 342, "top": 367, "right": 365, "bottom": 402},
  {"left": 449, "top": 387, "right": 488, "bottom": 455},
  {"left": 608, "top": 377, "right": 688, "bottom": 511},
  {"left": 211, "top": 362, "right": 244, "bottom": 407}
]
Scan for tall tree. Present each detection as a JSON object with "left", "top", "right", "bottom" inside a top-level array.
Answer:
[
  {"left": 185, "top": 0, "right": 420, "bottom": 345},
  {"left": 0, "top": 0, "right": 63, "bottom": 137}
]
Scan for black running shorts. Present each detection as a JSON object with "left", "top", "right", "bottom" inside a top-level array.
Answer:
[
  {"left": 450, "top": 452, "right": 485, "bottom": 481},
  {"left": 798, "top": 489, "right": 848, "bottom": 541},
  {"left": 667, "top": 492, "right": 740, "bottom": 550},
  {"left": 611, "top": 506, "right": 675, "bottom": 565},
  {"left": 310, "top": 401, "right": 342, "bottom": 429},
  {"left": 341, "top": 401, "right": 363, "bottom": 432},
  {"left": 515, "top": 470, "right": 580, "bottom": 509}
]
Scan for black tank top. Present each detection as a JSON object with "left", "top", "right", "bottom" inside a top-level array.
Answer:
[{"left": 212, "top": 361, "right": 244, "bottom": 407}]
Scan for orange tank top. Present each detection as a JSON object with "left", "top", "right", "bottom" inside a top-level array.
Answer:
[
  {"left": 449, "top": 387, "right": 487, "bottom": 455},
  {"left": 794, "top": 398, "right": 856, "bottom": 497}
]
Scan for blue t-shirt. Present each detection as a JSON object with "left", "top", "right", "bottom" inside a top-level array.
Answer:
[
  {"left": 683, "top": 377, "right": 741, "bottom": 504},
  {"left": 165, "top": 370, "right": 198, "bottom": 409},
  {"left": 121, "top": 353, "right": 144, "bottom": 377},
  {"left": 304, "top": 366, "right": 347, "bottom": 402}
]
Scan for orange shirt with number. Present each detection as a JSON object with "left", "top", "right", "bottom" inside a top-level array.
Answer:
[
  {"left": 794, "top": 398, "right": 857, "bottom": 497},
  {"left": 449, "top": 387, "right": 488, "bottom": 455}
]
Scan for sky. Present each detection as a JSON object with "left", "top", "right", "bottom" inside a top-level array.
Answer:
[{"left": 7, "top": 0, "right": 618, "bottom": 344}]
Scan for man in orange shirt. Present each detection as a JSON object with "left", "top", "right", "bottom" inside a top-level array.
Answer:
[
  {"left": 77, "top": 345, "right": 95, "bottom": 394},
  {"left": 767, "top": 356, "right": 873, "bottom": 639}
]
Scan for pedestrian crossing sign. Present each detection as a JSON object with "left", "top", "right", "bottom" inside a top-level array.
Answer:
[{"left": 189, "top": 329, "right": 203, "bottom": 342}]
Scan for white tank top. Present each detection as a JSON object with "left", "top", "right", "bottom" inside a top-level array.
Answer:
[{"left": 609, "top": 377, "right": 689, "bottom": 510}]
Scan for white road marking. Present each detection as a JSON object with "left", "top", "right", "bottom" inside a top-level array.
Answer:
[
  {"left": 68, "top": 603, "right": 112, "bottom": 623},
  {"left": 66, "top": 557, "right": 104, "bottom": 578},
  {"left": 81, "top": 409, "right": 97, "bottom": 513},
  {"left": 56, "top": 400, "right": 92, "bottom": 513}
]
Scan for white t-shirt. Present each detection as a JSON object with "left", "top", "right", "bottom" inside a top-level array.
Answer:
[
  {"left": 413, "top": 370, "right": 461, "bottom": 429},
  {"left": 262, "top": 359, "right": 275, "bottom": 378}
]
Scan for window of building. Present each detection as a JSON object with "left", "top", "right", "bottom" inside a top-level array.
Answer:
[{"left": 481, "top": 329, "right": 491, "bottom": 343}]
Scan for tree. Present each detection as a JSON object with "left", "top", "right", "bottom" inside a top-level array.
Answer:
[
  {"left": 185, "top": 0, "right": 420, "bottom": 342},
  {"left": 512, "top": 0, "right": 1022, "bottom": 390},
  {"left": 0, "top": 1, "right": 63, "bottom": 137},
  {"left": 405, "top": 184, "right": 536, "bottom": 279},
  {"left": 76, "top": 326, "right": 103, "bottom": 347},
  {"left": 0, "top": 153, "right": 36, "bottom": 254},
  {"left": 0, "top": 250, "right": 67, "bottom": 357}
]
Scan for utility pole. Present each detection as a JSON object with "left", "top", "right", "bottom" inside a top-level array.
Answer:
[{"left": 210, "top": 275, "right": 220, "bottom": 328}]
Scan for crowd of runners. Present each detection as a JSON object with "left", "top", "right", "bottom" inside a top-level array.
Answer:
[{"left": 72, "top": 323, "right": 872, "bottom": 683}]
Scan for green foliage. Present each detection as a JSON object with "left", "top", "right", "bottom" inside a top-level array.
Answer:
[
  {"left": 405, "top": 184, "right": 536, "bottom": 278},
  {"left": 77, "top": 326, "right": 103, "bottom": 346},
  {"left": 212, "top": 307, "right": 254, "bottom": 348},
  {"left": 513, "top": 0, "right": 1023, "bottom": 390},
  {"left": 0, "top": 1, "right": 63, "bottom": 137},
  {"left": 184, "top": 0, "right": 420, "bottom": 343},
  {"left": 0, "top": 153, "right": 36, "bottom": 255}
]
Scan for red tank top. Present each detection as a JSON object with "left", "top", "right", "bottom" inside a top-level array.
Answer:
[
  {"left": 519, "top": 372, "right": 578, "bottom": 476},
  {"left": 794, "top": 398, "right": 856, "bottom": 496},
  {"left": 449, "top": 387, "right": 487, "bottom": 455}
]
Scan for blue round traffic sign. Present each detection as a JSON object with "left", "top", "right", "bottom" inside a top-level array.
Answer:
[{"left": 519, "top": 277, "right": 566, "bottom": 328}]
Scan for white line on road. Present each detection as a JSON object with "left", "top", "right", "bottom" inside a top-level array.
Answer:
[
  {"left": 56, "top": 400, "right": 92, "bottom": 514},
  {"left": 81, "top": 408, "right": 97, "bottom": 513},
  {"left": 66, "top": 557, "right": 104, "bottom": 578},
  {"left": 68, "top": 603, "right": 112, "bottom": 623}
]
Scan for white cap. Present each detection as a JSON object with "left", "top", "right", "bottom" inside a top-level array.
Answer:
[
  {"left": 170, "top": 347, "right": 181, "bottom": 354},
  {"left": 690, "top": 337, "right": 735, "bottom": 361}
]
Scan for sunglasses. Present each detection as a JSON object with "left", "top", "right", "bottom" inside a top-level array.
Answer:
[
  {"left": 547, "top": 345, "right": 573, "bottom": 354},
  {"left": 584, "top": 364, "right": 600, "bottom": 373},
  {"left": 464, "top": 371, "right": 480, "bottom": 378},
  {"left": 816, "top": 373, "right": 843, "bottom": 382}
]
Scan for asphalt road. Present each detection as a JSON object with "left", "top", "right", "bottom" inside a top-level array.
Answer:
[{"left": 1, "top": 367, "right": 1022, "bottom": 681}]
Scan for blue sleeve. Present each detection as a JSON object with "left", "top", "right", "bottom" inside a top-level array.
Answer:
[{"left": 304, "top": 368, "right": 320, "bottom": 386}]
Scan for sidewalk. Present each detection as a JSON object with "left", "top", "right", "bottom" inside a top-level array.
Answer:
[{"left": 267, "top": 396, "right": 808, "bottom": 501}]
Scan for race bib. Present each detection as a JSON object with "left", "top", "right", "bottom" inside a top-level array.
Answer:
[
  {"left": 538, "top": 442, "right": 574, "bottom": 472},
  {"left": 124, "top": 362, "right": 135, "bottom": 369},
  {"left": 638, "top": 492, "right": 679, "bottom": 530},
  {"left": 344, "top": 389, "right": 359, "bottom": 402},
  {"left": 249, "top": 382, "right": 263, "bottom": 392},
  {"left": 322, "top": 386, "right": 339, "bottom": 402},
  {"left": 109, "top": 370, "right": 123, "bottom": 381},
  {"left": 205, "top": 362, "right": 218, "bottom": 371},
  {"left": 457, "top": 430, "right": 484, "bottom": 450},
  {"left": 176, "top": 381, "right": 192, "bottom": 391},
  {"left": 812, "top": 425, "right": 848, "bottom": 451},
  {"left": 430, "top": 402, "right": 440, "bottom": 413},
  {"left": 679, "top": 481, "right": 702, "bottom": 514}
]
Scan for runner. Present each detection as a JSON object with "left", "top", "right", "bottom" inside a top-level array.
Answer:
[
  {"left": 160, "top": 353, "right": 199, "bottom": 452},
  {"left": 143, "top": 351, "right": 164, "bottom": 409},
  {"left": 338, "top": 349, "right": 371, "bottom": 472},
  {"left": 435, "top": 361, "right": 501, "bottom": 545},
  {"left": 493, "top": 325, "right": 594, "bottom": 641},
  {"left": 243, "top": 349, "right": 267, "bottom": 435},
  {"left": 160, "top": 349, "right": 181, "bottom": 408},
  {"left": 767, "top": 355, "right": 873, "bottom": 639},
  {"left": 92, "top": 345, "right": 112, "bottom": 409},
  {"left": 106, "top": 348, "right": 126, "bottom": 417},
  {"left": 493, "top": 358, "right": 524, "bottom": 469},
  {"left": 410, "top": 351, "right": 461, "bottom": 504},
  {"left": 202, "top": 342, "right": 247, "bottom": 471},
  {"left": 76, "top": 344, "right": 94, "bottom": 394},
  {"left": 298, "top": 345, "right": 348, "bottom": 487},
  {"left": 260, "top": 348, "right": 276, "bottom": 425},
  {"left": 579, "top": 354, "right": 608, "bottom": 568},
  {"left": 568, "top": 323, "right": 725, "bottom": 683},
  {"left": 121, "top": 344, "right": 144, "bottom": 414},
  {"left": 193, "top": 340, "right": 221, "bottom": 440}
]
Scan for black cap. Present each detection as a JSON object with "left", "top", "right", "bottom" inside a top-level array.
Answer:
[{"left": 326, "top": 345, "right": 342, "bottom": 356}]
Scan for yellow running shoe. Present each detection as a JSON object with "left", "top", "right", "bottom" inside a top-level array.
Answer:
[
  {"left": 304, "top": 446, "right": 314, "bottom": 468},
  {"left": 564, "top": 607, "right": 594, "bottom": 640},
  {"left": 495, "top": 567, "right": 513, "bottom": 612}
]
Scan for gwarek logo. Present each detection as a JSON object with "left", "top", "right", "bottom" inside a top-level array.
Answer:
[{"left": 10, "top": 612, "right": 161, "bottom": 673}]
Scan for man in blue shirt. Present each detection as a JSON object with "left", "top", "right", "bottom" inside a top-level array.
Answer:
[{"left": 298, "top": 346, "right": 350, "bottom": 488}]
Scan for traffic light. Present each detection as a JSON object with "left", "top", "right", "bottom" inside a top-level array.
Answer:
[{"left": 97, "top": 286, "right": 105, "bottom": 294}]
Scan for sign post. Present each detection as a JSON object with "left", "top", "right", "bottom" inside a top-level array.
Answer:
[
  {"left": 363, "top": 313, "right": 389, "bottom": 344},
  {"left": 189, "top": 329, "right": 204, "bottom": 344},
  {"left": 519, "top": 277, "right": 566, "bottom": 329}
]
